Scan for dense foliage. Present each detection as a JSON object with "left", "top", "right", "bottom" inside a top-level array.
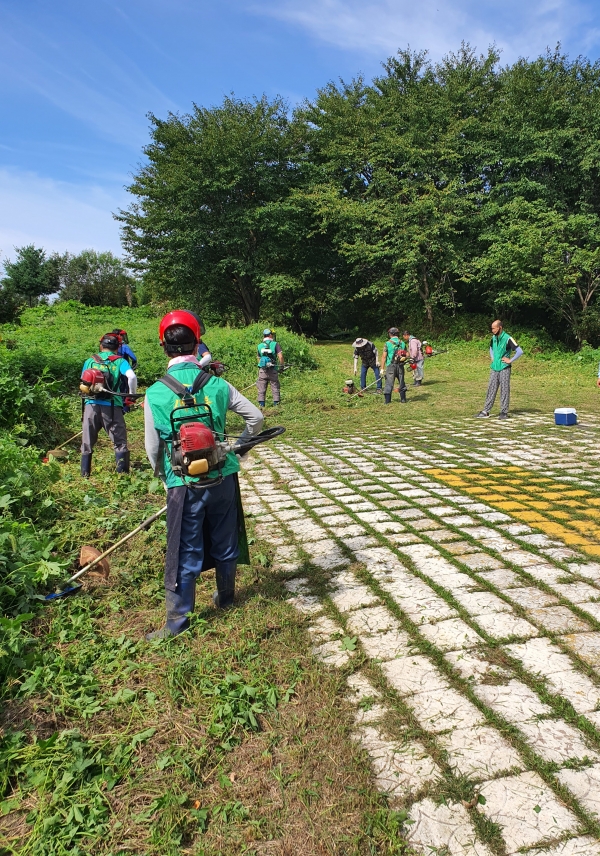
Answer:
[
  {"left": 1, "top": 249, "right": 137, "bottom": 322},
  {"left": 0, "top": 245, "right": 61, "bottom": 319},
  {"left": 1, "top": 303, "right": 317, "bottom": 389},
  {"left": 57, "top": 250, "right": 136, "bottom": 307},
  {"left": 119, "top": 45, "right": 600, "bottom": 346}
]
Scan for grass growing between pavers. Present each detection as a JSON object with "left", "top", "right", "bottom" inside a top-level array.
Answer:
[
  {"left": 427, "top": 467, "right": 600, "bottom": 558},
  {"left": 256, "top": 437, "right": 600, "bottom": 849}
]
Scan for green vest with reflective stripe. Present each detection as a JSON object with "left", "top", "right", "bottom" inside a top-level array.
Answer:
[{"left": 146, "top": 364, "right": 239, "bottom": 489}]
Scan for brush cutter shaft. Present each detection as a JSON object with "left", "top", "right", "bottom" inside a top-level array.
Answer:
[
  {"left": 55, "top": 430, "right": 83, "bottom": 451},
  {"left": 230, "top": 426, "right": 285, "bottom": 456},
  {"left": 354, "top": 377, "right": 380, "bottom": 395},
  {"left": 66, "top": 505, "right": 168, "bottom": 585}
]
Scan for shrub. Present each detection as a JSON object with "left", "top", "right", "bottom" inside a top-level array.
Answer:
[{"left": 0, "top": 354, "right": 70, "bottom": 447}]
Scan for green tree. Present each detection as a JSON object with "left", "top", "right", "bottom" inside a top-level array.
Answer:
[
  {"left": 58, "top": 250, "right": 135, "bottom": 307},
  {"left": 2, "top": 245, "right": 60, "bottom": 308},
  {"left": 297, "top": 46, "right": 500, "bottom": 326},
  {"left": 473, "top": 200, "right": 600, "bottom": 345},
  {"left": 118, "top": 95, "right": 304, "bottom": 324}
]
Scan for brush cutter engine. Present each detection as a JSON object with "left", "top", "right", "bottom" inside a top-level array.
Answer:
[
  {"left": 343, "top": 379, "right": 356, "bottom": 394},
  {"left": 171, "top": 421, "right": 225, "bottom": 478},
  {"left": 168, "top": 399, "right": 231, "bottom": 487},
  {"left": 80, "top": 368, "right": 109, "bottom": 395}
]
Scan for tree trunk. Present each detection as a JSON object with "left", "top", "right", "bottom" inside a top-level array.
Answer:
[
  {"left": 417, "top": 266, "right": 433, "bottom": 325},
  {"left": 232, "top": 273, "right": 261, "bottom": 324}
]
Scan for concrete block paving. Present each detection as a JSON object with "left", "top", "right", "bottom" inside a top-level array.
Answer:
[{"left": 241, "top": 414, "right": 600, "bottom": 853}]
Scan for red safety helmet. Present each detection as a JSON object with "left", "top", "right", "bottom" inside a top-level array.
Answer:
[{"left": 159, "top": 311, "right": 202, "bottom": 345}]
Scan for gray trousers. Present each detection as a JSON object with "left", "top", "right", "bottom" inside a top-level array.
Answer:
[
  {"left": 483, "top": 367, "right": 511, "bottom": 415},
  {"left": 413, "top": 359, "right": 424, "bottom": 382},
  {"left": 257, "top": 367, "right": 280, "bottom": 403},
  {"left": 81, "top": 403, "right": 128, "bottom": 454},
  {"left": 384, "top": 363, "right": 406, "bottom": 396}
]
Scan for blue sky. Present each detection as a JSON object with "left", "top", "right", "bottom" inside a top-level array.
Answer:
[{"left": 1, "top": 0, "right": 600, "bottom": 262}]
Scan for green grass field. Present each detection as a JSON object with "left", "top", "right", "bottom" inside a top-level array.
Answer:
[{"left": 1, "top": 307, "right": 600, "bottom": 855}]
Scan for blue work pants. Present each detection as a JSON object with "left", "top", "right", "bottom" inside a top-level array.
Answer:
[
  {"left": 360, "top": 363, "right": 382, "bottom": 390},
  {"left": 169, "top": 476, "right": 239, "bottom": 592}
]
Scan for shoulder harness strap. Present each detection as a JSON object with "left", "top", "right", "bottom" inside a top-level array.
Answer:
[{"left": 158, "top": 369, "right": 211, "bottom": 399}]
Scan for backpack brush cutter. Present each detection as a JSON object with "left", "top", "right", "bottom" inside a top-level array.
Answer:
[{"left": 44, "top": 426, "right": 286, "bottom": 601}]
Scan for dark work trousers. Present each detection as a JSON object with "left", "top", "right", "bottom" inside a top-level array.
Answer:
[
  {"left": 483, "top": 366, "right": 511, "bottom": 416},
  {"left": 256, "top": 367, "right": 280, "bottom": 403},
  {"left": 81, "top": 403, "right": 128, "bottom": 454},
  {"left": 165, "top": 476, "right": 240, "bottom": 593},
  {"left": 360, "top": 362, "right": 382, "bottom": 390},
  {"left": 384, "top": 363, "right": 407, "bottom": 398}
]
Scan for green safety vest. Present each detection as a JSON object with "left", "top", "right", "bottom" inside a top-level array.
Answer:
[
  {"left": 82, "top": 350, "right": 127, "bottom": 407},
  {"left": 384, "top": 338, "right": 402, "bottom": 367},
  {"left": 145, "top": 364, "right": 240, "bottom": 489},
  {"left": 490, "top": 330, "right": 512, "bottom": 372},
  {"left": 257, "top": 339, "right": 277, "bottom": 367}
]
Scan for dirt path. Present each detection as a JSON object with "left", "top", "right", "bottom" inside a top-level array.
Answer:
[{"left": 242, "top": 412, "right": 600, "bottom": 854}]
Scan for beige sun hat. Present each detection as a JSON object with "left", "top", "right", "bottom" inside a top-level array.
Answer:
[{"left": 352, "top": 337, "right": 368, "bottom": 348}]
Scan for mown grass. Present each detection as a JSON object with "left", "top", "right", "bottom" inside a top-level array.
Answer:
[
  {"left": 0, "top": 435, "right": 412, "bottom": 855},
  {"left": 2, "top": 306, "right": 600, "bottom": 854}
]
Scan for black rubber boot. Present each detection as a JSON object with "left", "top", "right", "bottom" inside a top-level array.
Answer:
[
  {"left": 213, "top": 562, "right": 237, "bottom": 608},
  {"left": 146, "top": 582, "right": 196, "bottom": 640},
  {"left": 81, "top": 453, "right": 92, "bottom": 478},
  {"left": 384, "top": 394, "right": 392, "bottom": 405},
  {"left": 400, "top": 393, "right": 407, "bottom": 403},
  {"left": 115, "top": 451, "right": 130, "bottom": 473}
]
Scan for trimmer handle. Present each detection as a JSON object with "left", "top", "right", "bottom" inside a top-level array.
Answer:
[{"left": 233, "top": 426, "right": 286, "bottom": 457}]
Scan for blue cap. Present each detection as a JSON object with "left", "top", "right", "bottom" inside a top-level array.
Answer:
[{"left": 263, "top": 328, "right": 273, "bottom": 336}]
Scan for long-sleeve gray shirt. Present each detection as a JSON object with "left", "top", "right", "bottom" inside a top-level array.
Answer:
[{"left": 144, "top": 380, "right": 264, "bottom": 480}]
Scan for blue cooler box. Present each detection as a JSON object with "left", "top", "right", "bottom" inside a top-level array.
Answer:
[{"left": 555, "top": 408, "right": 577, "bottom": 426}]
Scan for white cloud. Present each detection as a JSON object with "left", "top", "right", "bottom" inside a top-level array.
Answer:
[
  {"left": 249, "top": 0, "right": 599, "bottom": 64},
  {"left": 0, "top": 168, "right": 127, "bottom": 262}
]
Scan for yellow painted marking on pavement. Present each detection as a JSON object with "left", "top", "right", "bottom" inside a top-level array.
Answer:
[{"left": 425, "top": 466, "right": 600, "bottom": 560}]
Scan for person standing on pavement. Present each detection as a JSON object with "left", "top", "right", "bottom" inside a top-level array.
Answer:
[
  {"left": 402, "top": 330, "right": 424, "bottom": 386},
  {"left": 79, "top": 333, "right": 137, "bottom": 477},
  {"left": 352, "top": 338, "right": 382, "bottom": 392},
  {"left": 256, "top": 329, "right": 284, "bottom": 408},
  {"left": 380, "top": 327, "right": 408, "bottom": 404},
  {"left": 144, "top": 311, "right": 263, "bottom": 639},
  {"left": 476, "top": 320, "right": 523, "bottom": 420}
]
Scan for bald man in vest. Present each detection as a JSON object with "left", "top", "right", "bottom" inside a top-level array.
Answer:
[{"left": 476, "top": 319, "right": 523, "bottom": 420}]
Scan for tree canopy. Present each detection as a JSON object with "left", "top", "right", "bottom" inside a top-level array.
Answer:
[
  {"left": 113, "top": 45, "right": 600, "bottom": 344},
  {"left": 57, "top": 250, "right": 135, "bottom": 307},
  {"left": 1, "top": 246, "right": 60, "bottom": 315}
]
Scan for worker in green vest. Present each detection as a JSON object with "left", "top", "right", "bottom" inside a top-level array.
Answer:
[
  {"left": 380, "top": 327, "right": 408, "bottom": 404},
  {"left": 144, "top": 311, "right": 263, "bottom": 639},
  {"left": 476, "top": 319, "right": 523, "bottom": 420},
  {"left": 79, "top": 333, "right": 137, "bottom": 477},
  {"left": 256, "top": 329, "right": 284, "bottom": 407}
]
